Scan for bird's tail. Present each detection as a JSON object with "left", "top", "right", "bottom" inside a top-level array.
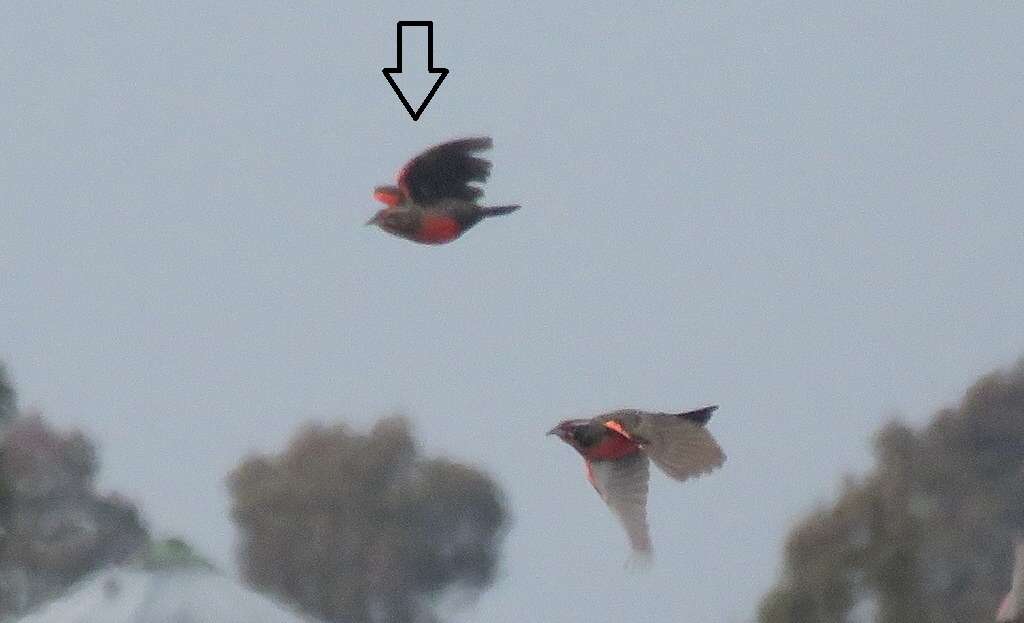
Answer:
[
  {"left": 481, "top": 205, "right": 520, "bottom": 217},
  {"left": 674, "top": 405, "right": 718, "bottom": 425}
]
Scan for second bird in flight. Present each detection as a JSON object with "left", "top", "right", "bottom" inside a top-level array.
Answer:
[{"left": 549, "top": 406, "right": 725, "bottom": 558}]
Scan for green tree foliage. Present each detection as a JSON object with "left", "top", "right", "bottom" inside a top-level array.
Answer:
[
  {"left": 759, "top": 360, "right": 1024, "bottom": 623},
  {"left": 0, "top": 382, "right": 148, "bottom": 618},
  {"left": 229, "top": 416, "right": 509, "bottom": 623}
]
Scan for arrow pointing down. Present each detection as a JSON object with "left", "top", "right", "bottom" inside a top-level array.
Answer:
[{"left": 382, "top": 21, "right": 449, "bottom": 121}]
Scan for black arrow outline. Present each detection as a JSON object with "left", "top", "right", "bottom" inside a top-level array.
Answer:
[{"left": 382, "top": 21, "right": 449, "bottom": 121}]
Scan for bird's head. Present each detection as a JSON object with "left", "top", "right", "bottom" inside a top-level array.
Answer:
[
  {"left": 366, "top": 207, "right": 417, "bottom": 237},
  {"left": 547, "top": 419, "right": 592, "bottom": 450}
]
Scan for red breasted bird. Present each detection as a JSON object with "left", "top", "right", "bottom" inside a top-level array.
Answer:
[
  {"left": 367, "top": 137, "right": 520, "bottom": 244},
  {"left": 548, "top": 405, "right": 725, "bottom": 558},
  {"left": 998, "top": 537, "right": 1024, "bottom": 622}
]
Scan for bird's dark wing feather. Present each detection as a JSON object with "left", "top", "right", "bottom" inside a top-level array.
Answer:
[
  {"left": 397, "top": 137, "right": 493, "bottom": 204},
  {"left": 588, "top": 454, "right": 651, "bottom": 554}
]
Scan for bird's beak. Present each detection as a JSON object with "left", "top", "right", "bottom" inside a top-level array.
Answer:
[
  {"left": 365, "top": 215, "right": 379, "bottom": 226},
  {"left": 546, "top": 426, "right": 561, "bottom": 437}
]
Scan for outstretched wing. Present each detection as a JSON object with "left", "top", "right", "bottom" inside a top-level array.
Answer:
[
  {"left": 397, "top": 137, "right": 493, "bottom": 204},
  {"left": 588, "top": 454, "right": 651, "bottom": 554},
  {"left": 997, "top": 537, "right": 1024, "bottom": 622},
  {"left": 606, "top": 407, "right": 725, "bottom": 482}
]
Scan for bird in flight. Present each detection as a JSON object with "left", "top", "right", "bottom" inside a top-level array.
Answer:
[
  {"left": 548, "top": 406, "right": 725, "bottom": 559},
  {"left": 367, "top": 137, "right": 519, "bottom": 245},
  {"left": 998, "top": 537, "right": 1024, "bottom": 622}
]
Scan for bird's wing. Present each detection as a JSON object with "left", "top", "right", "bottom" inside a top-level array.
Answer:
[
  {"left": 588, "top": 454, "right": 651, "bottom": 554},
  {"left": 373, "top": 185, "right": 402, "bottom": 207},
  {"left": 997, "top": 538, "right": 1024, "bottom": 621},
  {"left": 397, "top": 137, "right": 493, "bottom": 204},
  {"left": 614, "top": 408, "right": 725, "bottom": 482}
]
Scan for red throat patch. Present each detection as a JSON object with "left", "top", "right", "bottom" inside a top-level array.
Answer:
[{"left": 415, "top": 214, "right": 462, "bottom": 244}]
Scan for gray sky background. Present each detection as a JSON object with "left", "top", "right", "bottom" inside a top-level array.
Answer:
[{"left": 3, "top": 2, "right": 1023, "bottom": 621}]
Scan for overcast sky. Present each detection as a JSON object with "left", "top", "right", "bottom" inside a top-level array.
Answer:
[{"left": 3, "top": 2, "right": 1023, "bottom": 621}]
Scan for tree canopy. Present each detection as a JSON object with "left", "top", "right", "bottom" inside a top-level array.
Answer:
[
  {"left": 0, "top": 366, "right": 148, "bottom": 618},
  {"left": 759, "top": 360, "right": 1024, "bottom": 623},
  {"left": 229, "top": 416, "right": 509, "bottom": 623}
]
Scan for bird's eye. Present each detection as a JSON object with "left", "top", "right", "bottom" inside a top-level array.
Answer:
[{"left": 571, "top": 427, "right": 593, "bottom": 446}]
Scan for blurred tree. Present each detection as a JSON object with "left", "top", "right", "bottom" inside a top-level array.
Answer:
[
  {"left": 0, "top": 364, "right": 15, "bottom": 424},
  {"left": 229, "top": 416, "right": 509, "bottom": 623},
  {"left": 758, "top": 359, "right": 1024, "bottom": 623},
  {"left": 0, "top": 362, "right": 148, "bottom": 618},
  {"left": 0, "top": 365, "right": 14, "bottom": 536}
]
